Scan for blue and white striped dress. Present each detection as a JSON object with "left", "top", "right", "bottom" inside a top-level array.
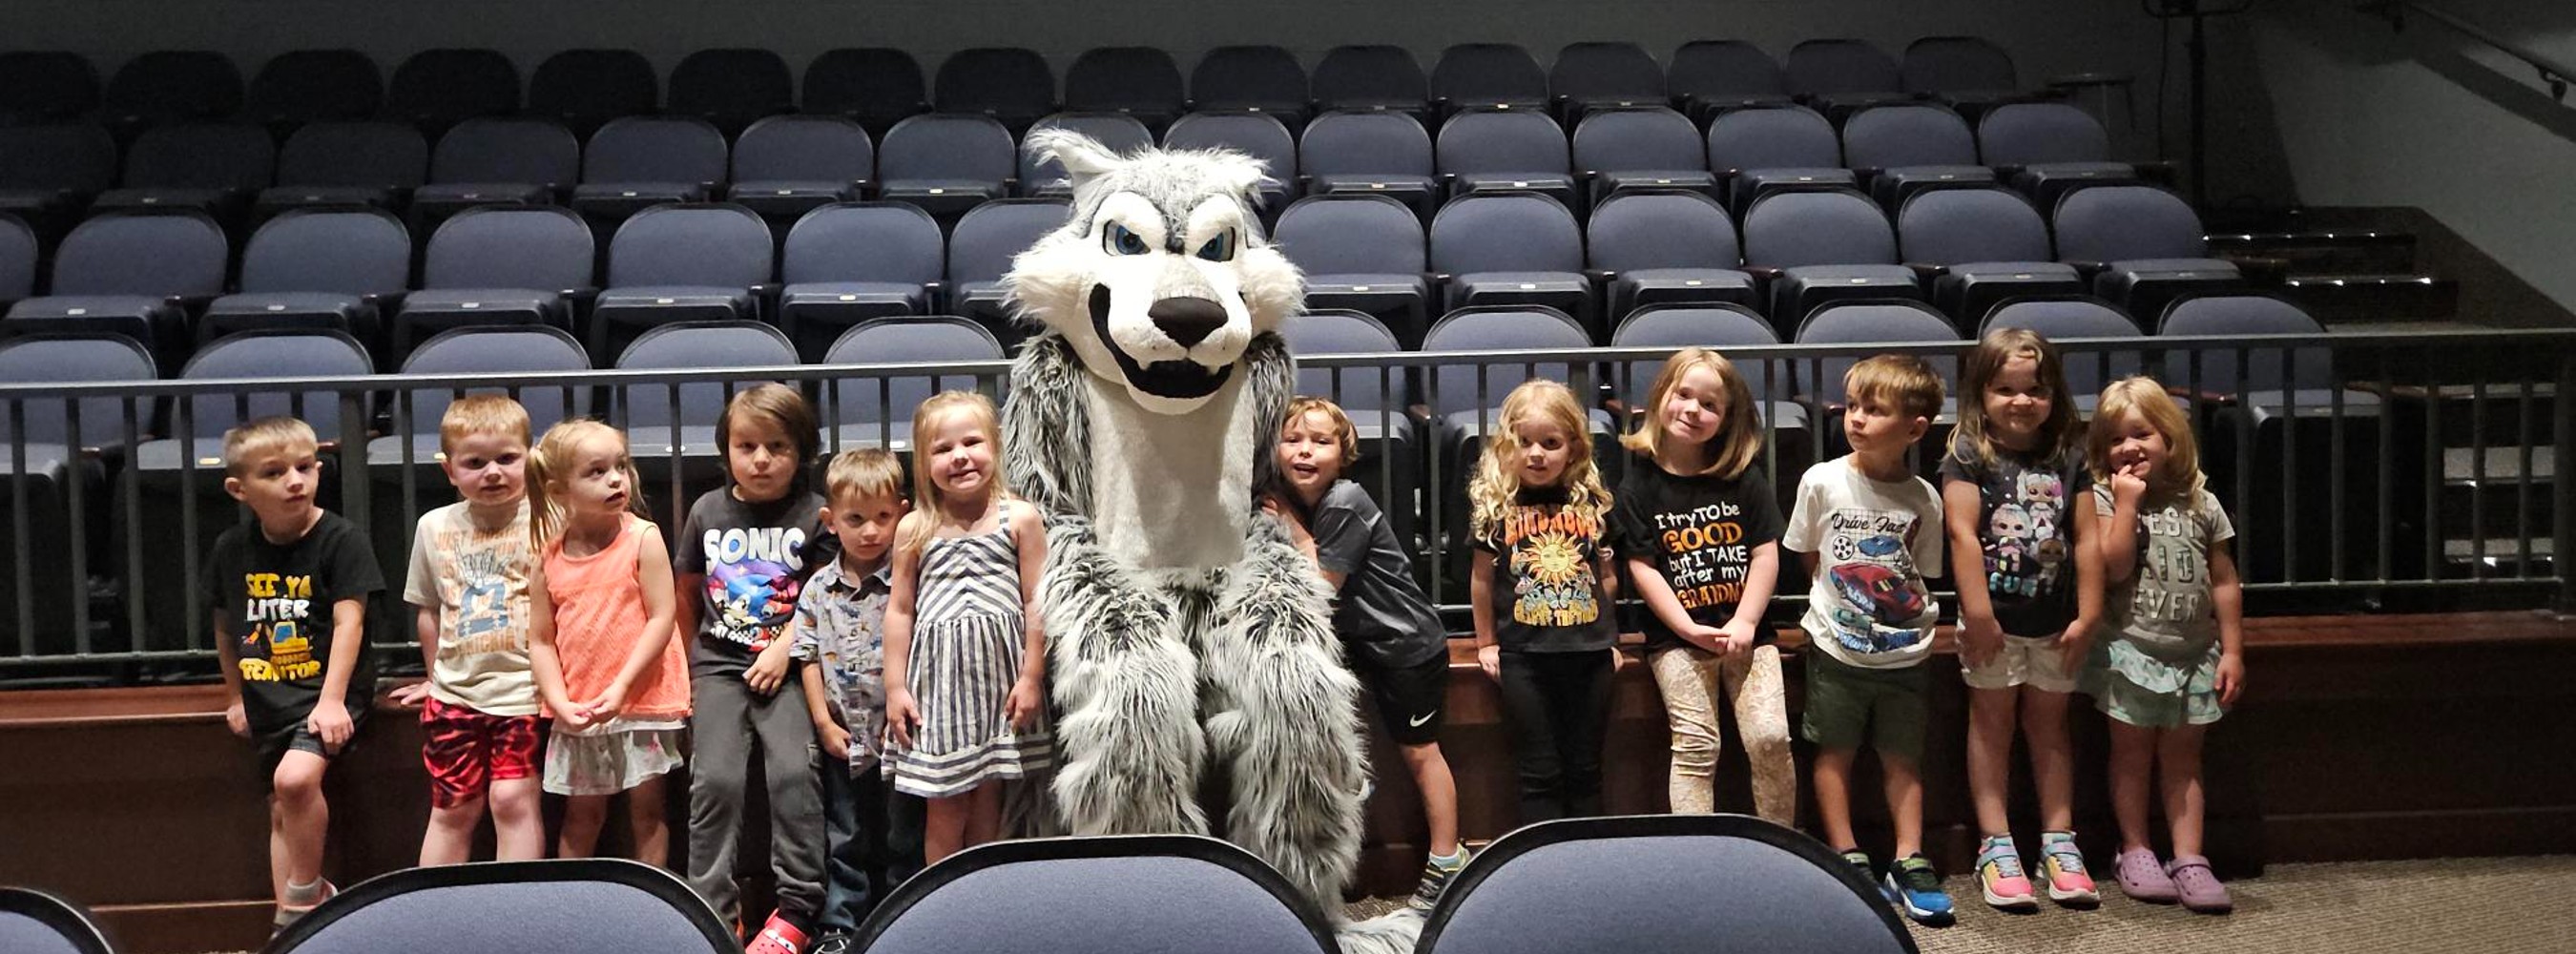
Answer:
[{"left": 888, "top": 500, "right": 1054, "bottom": 798}]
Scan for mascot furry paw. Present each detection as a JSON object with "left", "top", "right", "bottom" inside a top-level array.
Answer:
[{"left": 1001, "top": 130, "right": 1423, "bottom": 953}]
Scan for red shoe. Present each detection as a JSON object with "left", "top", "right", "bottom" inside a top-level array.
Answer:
[{"left": 747, "top": 913, "right": 811, "bottom": 954}]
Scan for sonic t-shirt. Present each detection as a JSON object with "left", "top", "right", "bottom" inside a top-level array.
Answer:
[
  {"left": 1782, "top": 458, "right": 1945, "bottom": 670},
  {"left": 676, "top": 487, "right": 830, "bottom": 680}
]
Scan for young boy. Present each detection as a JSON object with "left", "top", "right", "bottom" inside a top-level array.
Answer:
[
  {"left": 1265, "top": 397, "right": 1470, "bottom": 910},
  {"left": 387, "top": 395, "right": 546, "bottom": 864},
  {"left": 1782, "top": 355, "right": 1954, "bottom": 925},
  {"left": 790, "top": 449, "right": 926, "bottom": 953},
  {"left": 205, "top": 417, "right": 382, "bottom": 931}
]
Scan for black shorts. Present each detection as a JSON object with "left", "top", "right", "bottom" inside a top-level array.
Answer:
[
  {"left": 1359, "top": 654, "right": 1448, "bottom": 747},
  {"left": 251, "top": 703, "right": 368, "bottom": 787}
]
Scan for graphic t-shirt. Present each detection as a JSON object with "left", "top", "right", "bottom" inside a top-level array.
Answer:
[
  {"left": 403, "top": 501, "right": 539, "bottom": 716},
  {"left": 1782, "top": 458, "right": 1945, "bottom": 670},
  {"left": 200, "top": 511, "right": 383, "bottom": 730},
  {"left": 2094, "top": 485, "right": 2234, "bottom": 662},
  {"left": 789, "top": 556, "right": 893, "bottom": 773},
  {"left": 1938, "top": 436, "right": 2092, "bottom": 639},
  {"left": 1474, "top": 486, "right": 1618, "bottom": 653},
  {"left": 1611, "top": 455, "right": 1786, "bottom": 649},
  {"left": 676, "top": 487, "right": 829, "bottom": 680},
  {"left": 1308, "top": 480, "right": 1448, "bottom": 670}
]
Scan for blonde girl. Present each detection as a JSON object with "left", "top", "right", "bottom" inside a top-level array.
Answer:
[
  {"left": 1940, "top": 328, "right": 2105, "bottom": 910},
  {"left": 882, "top": 390, "right": 1052, "bottom": 865},
  {"left": 2087, "top": 377, "right": 2244, "bottom": 914},
  {"left": 525, "top": 419, "right": 687, "bottom": 864},
  {"left": 1468, "top": 379, "right": 1621, "bottom": 823},
  {"left": 1610, "top": 349, "right": 1794, "bottom": 822}
]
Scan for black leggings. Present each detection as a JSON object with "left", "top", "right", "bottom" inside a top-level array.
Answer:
[{"left": 1497, "top": 648, "right": 1614, "bottom": 824}]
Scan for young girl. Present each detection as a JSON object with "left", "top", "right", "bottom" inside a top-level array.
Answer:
[
  {"left": 525, "top": 419, "right": 688, "bottom": 866},
  {"left": 1610, "top": 349, "right": 1793, "bottom": 823},
  {"left": 1265, "top": 396, "right": 1468, "bottom": 910},
  {"left": 2088, "top": 377, "right": 2244, "bottom": 915},
  {"left": 1469, "top": 379, "right": 1622, "bottom": 824},
  {"left": 883, "top": 390, "right": 1052, "bottom": 865},
  {"left": 675, "top": 384, "right": 832, "bottom": 954},
  {"left": 1939, "top": 329, "right": 2105, "bottom": 910}
]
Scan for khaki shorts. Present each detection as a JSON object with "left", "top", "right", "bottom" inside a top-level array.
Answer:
[{"left": 1960, "top": 633, "right": 2081, "bottom": 694}]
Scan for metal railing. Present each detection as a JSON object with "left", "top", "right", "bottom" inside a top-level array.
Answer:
[
  {"left": 2373, "top": 1, "right": 2575, "bottom": 102},
  {"left": 4, "top": 327, "right": 2571, "bottom": 674}
]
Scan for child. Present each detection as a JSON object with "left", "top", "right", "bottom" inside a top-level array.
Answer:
[
  {"left": 677, "top": 384, "right": 832, "bottom": 954},
  {"left": 525, "top": 419, "right": 689, "bottom": 866},
  {"left": 1265, "top": 397, "right": 1468, "bottom": 910},
  {"left": 1610, "top": 348, "right": 1794, "bottom": 823},
  {"left": 387, "top": 395, "right": 546, "bottom": 866},
  {"left": 1940, "top": 329, "right": 2104, "bottom": 910},
  {"left": 789, "top": 448, "right": 921, "bottom": 947},
  {"left": 2088, "top": 377, "right": 2245, "bottom": 914},
  {"left": 203, "top": 416, "right": 381, "bottom": 930},
  {"left": 883, "top": 391, "right": 1052, "bottom": 866},
  {"left": 1782, "top": 355, "right": 1952, "bottom": 925},
  {"left": 1467, "top": 379, "right": 1622, "bottom": 824}
]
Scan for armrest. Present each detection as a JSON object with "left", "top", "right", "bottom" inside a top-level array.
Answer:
[
  {"left": 1581, "top": 268, "right": 1620, "bottom": 286},
  {"left": 1902, "top": 262, "right": 1948, "bottom": 283},
  {"left": 1741, "top": 265, "right": 1785, "bottom": 282},
  {"left": 2165, "top": 384, "right": 2238, "bottom": 407},
  {"left": 2046, "top": 72, "right": 2134, "bottom": 89},
  {"left": 2064, "top": 260, "right": 2107, "bottom": 282}
]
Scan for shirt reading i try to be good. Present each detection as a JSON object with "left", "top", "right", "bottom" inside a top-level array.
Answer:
[
  {"left": 676, "top": 488, "right": 832, "bottom": 681},
  {"left": 1610, "top": 456, "right": 1786, "bottom": 649},
  {"left": 201, "top": 511, "right": 384, "bottom": 729}
]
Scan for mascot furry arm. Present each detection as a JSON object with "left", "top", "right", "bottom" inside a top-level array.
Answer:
[{"left": 1000, "top": 131, "right": 1417, "bottom": 952}]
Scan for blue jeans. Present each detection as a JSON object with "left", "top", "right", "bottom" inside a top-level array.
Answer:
[{"left": 817, "top": 761, "right": 928, "bottom": 933}]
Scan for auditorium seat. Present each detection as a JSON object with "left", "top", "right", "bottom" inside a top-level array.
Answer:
[
  {"left": 5, "top": 209, "right": 228, "bottom": 354},
  {"left": 1420, "top": 304, "right": 1602, "bottom": 580},
  {"left": 1895, "top": 185, "right": 2082, "bottom": 323},
  {"left": 855, "top": 836, "right": 1337, "bottom": 954},
  {"left": 1298, "top": 110, "right": 1438, "bottom": 218},
  {"left": 821, "top": 315, "right": 1006, "bottom": 450},
  {"left": 1312, "top": 45, "right": 1429, "bottom": 117},
  {"left": 0, "top": 214, "right": 31, "bottom": 307},
  {"left": 89, "top": 122, "right": 273, "bottom": 222},
  {"left": 1901, "top": 35, "right": 2023, "bottom": 116},
  {"left": 243, "top": 50, "right": 382, "bottom": 131},
  {"left": 1430, "top": 192, "right": 1595, "bottom": 338},
  {"left": 668, "top": 48, "right": 795, "bottom": 135},
  {"left": 199, "top": 208, "right": 411, "bottom": 348},
  {"left": 395, "top": 205, "right": 595, "bottom": 359},
  {"left": 945, "top": 197, "right": 1069, "bottom": 336},
  {"left": 0, "top": 52, "right": 99, "bottom": 124},
  {"left": 1570, "top": 106, "right": 1714, "bottom": 205},
  {"left": 1841, "top": 103, "right": 1995, "bottom": 209},
  {"left": 100, "top": 51, "right": 241, "bottom": 132},
  {"left": 528, "top": 49, "right": 657, "bottom": 138},
  {"left": 1434, "top": 109, "right": 1575, "bottom": 209},
  {"left": 0, "top": 334, "right": 156, "bottom": 660},
  {"left": 1612, "top": 303, "right": 1809, "bottom": 468},
  {"left": 409, "top": 117, "right": 580, "bottom": 227},
  {"left": 1064, "top": 47, "right": 1187, "bottom": 133},
  {"left": 255, "top": 121, "right": 428, "bottom": 218},
  {"left": 1020, "top": 113, "right": 1154, "bottom": 197},
  {"left": 804, "top": 48, "right": 928, "bottom": 137},
  {"left": 1549, "top": 41, "right": 1665, "bottom": 122},
  {"left": 876, "top": 114, "right": 1016, "bottom": 222},
  {"left": 1669, "top": 39, "right": 1791, "bottom": 120},
  {"left": 1273, "top": 194, "right": 1431, "bottom": 347},
  {"left": 1161, "top": 112, "right": 1298, "bottom": 214},
  {"left": 1784, "top": 38, "right": 1911, "bottom": 117},
  {"left": 0, "top": 124, "right": 114, "bottom": 234},
  {"left": 1430, "top": 44, "right": 1549, "bottom": 115},
  {"left": 613, "top": 320, "right": 798, "bottom": 487},
  {"left": 1979, "top": 101, "right": 2140, "bottom": 210},
  {"left": 587, "top": 202, "right": 772, "bottom": 360},
  {"left": 1585, "top": 189, "right": 1756, "bottom": 321},
  {"left": 1741, "top": 188, "right": 1922, "bottom": 330},
  {"left": 1277, "top": 307, "right": 1422, "bottom": 541},
  {"left": 1792, "top": 298, "right": 1963, "bottom": 456},
  {"left": 385, "top": 49, "right": 519, "bottom": 135},
  {"left": 726, "top": 114, "right": 875, "bottom": 221},
  {"left": 778, "top": 202, "right": 946, "bottom": 361},
  {"left": 935, "top": 48, "right": 1057, "bottom": 135},
  {"left": 265, "top": 859, "right": 735, "bottom": 954},
  {"left": 1980, "top": 294, "right": 2145, "bottom": 403},
  {"left": 2051, "top": 183, "right": 2241, "bottom": 321},
  {"left": 569, "top": 116, "right": 729, "bottom": 226},
  {"left": 1706, "top": 104, "right": 1854, "bottom": 215},
  {"left": 0, "top": 885, "right": 116, "bottom": 954},
  {"left": 1190, "top": 45, "right": 1310, "bottom": 125},
  {"left": 367, "top": 324, "right": 592, "bottom": 572}
]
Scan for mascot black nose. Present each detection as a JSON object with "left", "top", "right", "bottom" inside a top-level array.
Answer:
[{"left": 1149, "top": 297, "right": 1228, "bottom": 349}]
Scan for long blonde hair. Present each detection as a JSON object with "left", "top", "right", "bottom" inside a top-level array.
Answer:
[
  {"left": 1953, "top": 327, "right": 2081, "bottom": 470},
  {"left": 2088, "top": 376, "right": 2204, "bottom": 498},
  {"left": 527, "top": 419, "right": 648, "bottom": 550},
  {"left": 898, "top": 390, "right": 1008, "bottom": 556},
  {"left": 1618, "top": 347, "right": 1761, "bottom": 479},
  {"left": 1469, "top": 379, "right": 1611, "bottom": 542}
]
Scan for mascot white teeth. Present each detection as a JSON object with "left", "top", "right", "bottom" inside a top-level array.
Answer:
[{"left": 1002, "top": 130, "right": 1423, "bottom": 952}]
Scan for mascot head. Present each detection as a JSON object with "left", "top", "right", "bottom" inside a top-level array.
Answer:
[{"left": 1005, "top": 130, "right": 1304, "bottom": 415}]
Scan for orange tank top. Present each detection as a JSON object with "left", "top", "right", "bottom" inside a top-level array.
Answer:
[{"left": 545, "top": 515, "right": 690, "bottom": 720}]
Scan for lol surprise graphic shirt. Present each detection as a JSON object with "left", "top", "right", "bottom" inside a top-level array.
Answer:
[
  {"left": 1474, "top": 486, "right": 1618, "bottom": 653},
  {"left": 676, "top": 488, "right": 828, "bottom": 680},
  {"left": 1938, "top": 436, "right": 2092, "bottom": 638},
  {"left": 1783, "top": 458, "right": 1946, "bottom": 670},
  {"left": 201, "top": 512, "right": 384, "bottom": 729}
]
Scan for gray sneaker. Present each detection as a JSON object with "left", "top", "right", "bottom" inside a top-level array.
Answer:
[{"left": 1408, "top": 848, "right": 1470, "bottom": 911}]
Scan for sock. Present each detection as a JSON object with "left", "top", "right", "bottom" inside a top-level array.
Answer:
[
  {"left": 282, "top": 878, "right": 327, "bottom": 905},
  {"left": 1427, "top": 847, "right": 1466, "bottom": 869}
]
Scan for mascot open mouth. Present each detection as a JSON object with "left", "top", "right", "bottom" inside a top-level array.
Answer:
[{"left": 1089, "top": 284, "right": 1234, "bottom": 400}]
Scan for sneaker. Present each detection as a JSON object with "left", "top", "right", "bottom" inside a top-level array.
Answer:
[
  {"left": 1880, "top": 855, "right": 1956, "bottom": 925},
  {"left": 1974, "top": 836, "right": 2039, "bottom": 911},
  {"left": 2115, "top": 846, "right": 2178, "bottom": 903},
  {"left": 2038, "top": 831, "right": 2100, "bottom": 905},
  {"left": 1840, "top": 848, "right": 1876, "bottom": 884},
  {"left": 746, "top": 914, "right": 812, "bottom": 954},
  {"left": 1408, "top": 847, "right": 1470, "bottom": 912},
  {"left": 2165, "top": 855, "right": 2233, "bottom": 914},
  {"left": 273, "top": 878, "right": 335, "bottom": 931},
  {"left": 811, "top": 933, "right": 855, "bottom": 954}
]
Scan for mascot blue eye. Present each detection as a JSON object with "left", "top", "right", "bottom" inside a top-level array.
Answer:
[
  {"left": 1195, "top": 232, "right": 1236, "bottom": 262},
  {"left": 1104, "top": 222, "right": 1151, "bottom": 256}
]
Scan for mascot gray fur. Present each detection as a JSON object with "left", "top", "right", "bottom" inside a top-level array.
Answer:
[{"left": 1000, "top": 130, "right": 1423, "bottom": 953}]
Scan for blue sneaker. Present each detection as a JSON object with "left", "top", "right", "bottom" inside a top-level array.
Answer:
[{"left": 1881, "top": 854, "right": 1955, "bottom": 925}]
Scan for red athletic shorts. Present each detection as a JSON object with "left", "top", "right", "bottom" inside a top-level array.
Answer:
[{"left": 422, "top": 697, "right": 543, "bottom": 808}]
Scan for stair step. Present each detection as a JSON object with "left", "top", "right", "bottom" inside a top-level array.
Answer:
[
  {"left": 2445, "top": 446, "right": 2558, "bottom": 485},
  {"left": 2209, "top": 229, "right": 2418, "bottom": 274},
  {"left": 2443, "top": 535, "right": 2553, "bottom": 570},
  {"left": 2280, "top": 274, "right": 2460, "bottom": 322}
]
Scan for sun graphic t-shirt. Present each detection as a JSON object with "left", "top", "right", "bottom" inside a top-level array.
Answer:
[
  {"left": 1474, "top": 486, "right": 1619, "bottom": 653},
  {"left": 1938, "top": 436, "right": 2092, "bottom": 639},
  {"left": 1782, "top": 458, "right": 1946, "bottom": 670},
  {"left": 676, "top": 487, "right": 831, "bottom": 680},
  {"left": 403, "top": 501, "right": 539, "bottom": 716},
  {"left": 200, "top": 511, "right": 383, "bottom": 732},
  {"left": 1610, "top": 455, "right": 1786, "bottom": 650}
]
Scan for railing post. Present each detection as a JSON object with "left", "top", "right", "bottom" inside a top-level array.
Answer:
[{"left": 2555, "top": 355, "right": 2575, "bottom": 616}]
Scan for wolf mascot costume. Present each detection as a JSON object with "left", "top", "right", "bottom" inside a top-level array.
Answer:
[{"left": 1000, "top": 131, "right": 1421, "bottom": 952}]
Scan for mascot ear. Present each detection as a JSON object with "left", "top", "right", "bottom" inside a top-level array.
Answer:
[{"left": 1025, "top": 128, "right": 1126, "bottom": 194}]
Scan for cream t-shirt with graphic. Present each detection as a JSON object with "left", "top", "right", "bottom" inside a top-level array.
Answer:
[{"left": 404, "top": 501, "right": 539, "bottom": 715}]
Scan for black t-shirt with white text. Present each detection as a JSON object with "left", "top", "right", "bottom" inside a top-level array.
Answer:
[
  {"left": 200, "top": 511, "right": 383, "bottom": 731},
  {"left": 1475, "top": 486, "right": 1619, "bottom": 653},
  {"left": 1611, "top": 455, "right": 1786, "bottom": 649}
]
